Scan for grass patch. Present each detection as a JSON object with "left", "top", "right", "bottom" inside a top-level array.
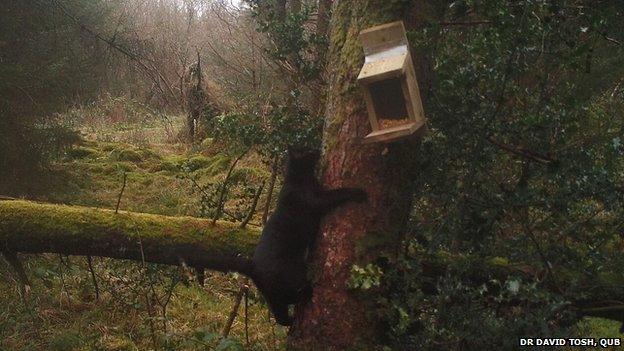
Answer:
[
  {"left": 66, "top": 146, "right": 100, "bottom": 160},
  {"left": 109, "top": 148, "right": 143, "bottom": 163},
  {"left": 1, "top": 109, "right": 279, "bottom": 350}
]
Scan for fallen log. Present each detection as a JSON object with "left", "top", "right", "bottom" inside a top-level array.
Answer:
[{"left": 0, "top": 200, "right": 259, "bottom": 273}]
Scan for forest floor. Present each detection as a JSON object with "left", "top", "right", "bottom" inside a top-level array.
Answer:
[{"left": 0, "top": 101, "right": 285, "bottom": 351}]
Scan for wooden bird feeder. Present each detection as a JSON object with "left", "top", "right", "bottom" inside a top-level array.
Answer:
[{"left": 357, "top": 21, "right": 426, "bottom": 143}]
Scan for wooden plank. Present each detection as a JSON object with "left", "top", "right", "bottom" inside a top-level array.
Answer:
[
  {"left": 404, "top": 55, "right": 426, "bottom": 126},
  {"left": 362, "top": 86, "right": 380, "bottom": 131},
  {"left": 400, "top": 69, "right": 416, "bottom": 122},
  {"left": 359, "top": 21, "right": 407, "bottom": 53},
  {"left": 363, "top": 120, "right": 425, "bottom": 144},
  {"left": 357, "top": 53, "right": 407, "bottom": 84}
]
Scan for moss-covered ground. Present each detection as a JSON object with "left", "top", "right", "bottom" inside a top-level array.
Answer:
[{"left": 0, "top": 111, "right": 285, "bottom": 351}]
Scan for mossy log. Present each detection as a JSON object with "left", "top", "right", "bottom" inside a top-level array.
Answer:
[{"left": 0, "top": 200, "right": 259, "bottom": 272}]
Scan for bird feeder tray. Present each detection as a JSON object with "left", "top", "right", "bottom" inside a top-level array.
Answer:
[{"left": 357, "top": 21, "right": 426, "bottom": 143}]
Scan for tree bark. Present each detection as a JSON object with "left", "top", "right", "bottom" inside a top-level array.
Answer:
[
  {"left": 290, "top": 0, "right": 301, "bottom": 14},
  {"left": 287, "top": 1, "right": 425, "bottom": 349},
  {"left": 316, "top": 0, "right": 331, "bottom": 40},
  {"left": 275, "top": 0, "right": 287, "bottom": 21}
]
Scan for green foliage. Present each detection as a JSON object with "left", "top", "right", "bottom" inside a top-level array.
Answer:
[
  {"left": 375, "top": 253, "right": 581, "bottom": 350},
  {"left": 348, "top": 264, "right": 383, "bottom": 290},
  {"left": 215, "top": 0, "right": 327, "bottom": 163},
  {"left": 354, "top": 1, "right": 624, "bottom": 349},
  {"left": 1, "top": 253, "right": 283, "bottom": 351},
  {"left": 183, "top": 165, "right": 262, "bottom": 222},
  {"left": 204, "top": 154, "right": 234, "bottom": 176},
  {"left": 247, "top": 1, "right": 328, "bottom": 81},
  {"left": 153, "top": 159, "right": 181, "bottom": 173},
  {"left": 212, "top": 98, "right": 322, "bottom": 160}
]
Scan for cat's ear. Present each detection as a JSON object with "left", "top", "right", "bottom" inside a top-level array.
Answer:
[
  {"left": 286, "top": 147, "right": 320, "bottom": 164},
  {"left": 308, "top": 151, "right": 321, "bottom": 164},
  {"left": 287, "top": 146, "right": 296, "bottom": 158},
  {"left": 287, "top": 147, "right": 306, "bottom": 160}
]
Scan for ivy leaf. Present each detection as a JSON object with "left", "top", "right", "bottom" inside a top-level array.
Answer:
[{"left": 506, "top": 279, "right": 521, "bottom": 295}]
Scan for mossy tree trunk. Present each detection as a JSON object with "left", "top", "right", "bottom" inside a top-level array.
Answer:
[{"left": 288, "top": 1, "right": 434, "bottom": 349}]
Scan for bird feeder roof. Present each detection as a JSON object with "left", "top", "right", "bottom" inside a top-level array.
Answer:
[{"left": 357, "top": 21, "right": 410, "bottom": 85}]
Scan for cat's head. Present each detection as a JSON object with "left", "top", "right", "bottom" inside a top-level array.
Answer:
[{"left": 287, "top": 147, "right": 320, "bottom": 174}]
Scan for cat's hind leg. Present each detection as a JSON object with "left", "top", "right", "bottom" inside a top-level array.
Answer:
[{"left": 267, "top": 298, "right": 293, "bottom": 326}]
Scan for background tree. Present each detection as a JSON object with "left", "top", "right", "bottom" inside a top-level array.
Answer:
[{"left": 0, "top": 0, "right": 119, "bottom": 194}]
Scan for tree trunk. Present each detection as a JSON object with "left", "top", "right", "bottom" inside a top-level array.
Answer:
[
  {"left": 287, "top": 1, "right": 426, "bottom": 349},
  {"left": 290, "top": 0, "right": 301, "bottom": 14},
  {"left": 316, "top": 0, "right": 331, "bottom": 40}
]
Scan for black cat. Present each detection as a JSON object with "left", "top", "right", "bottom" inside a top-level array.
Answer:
[{"left": 245, "top": 149, "right": 367, "bottom": 326}]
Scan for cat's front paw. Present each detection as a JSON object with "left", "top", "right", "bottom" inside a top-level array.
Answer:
[
  {"left": 347, "top": 188, "right": 368, "bottom": 203},
  {"left": 298, "top": 285, "right": 313, "bottom": 302}
]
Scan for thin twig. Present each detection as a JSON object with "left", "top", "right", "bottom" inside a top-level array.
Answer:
[
  {"left": 262, "top": 155, "right": 280, "bottom": 225},
  {"left": 270, "top": 309, "right": 277, "bottom": 351},
  {"left": 57, "top": 254, "right": 71, "bottom": 305},
  {"left": 241, "top": 181, "right": 265, "bottom": 229},
  {"left": 523, "top": 224, "right": 552, "bottom": 278},
  {"left": 115, "top": 172, "right": 128, "bottom": 214},
  {"left": 159, "top": 270, "right": 180, "bottom": 332},
  {"left": 213, "top": 149, "right": 250, "bottom": 224},
  {"left": 581, "top": 305, "right": 624, "bottom": 313},
  {"left": 244, "top": 287, "right": 250, "bottom": 347},
  {"left": 86, "top": 255, "right": 100, "bottom": 300},
  {"left": 602, "top": 34, "right": 621, "bottom": 46},
  {"left": 611, "top": 79, "right": 623, "bottom": 98},
  {"left": 486, "top": 137, "right": 555, "bottom": 164},
  {"left": 222, "top": 283, "right": 249, "bottom": 339},
  {"left": 139, "top": 240, "right": 158, "bottom": 348},
  {"left": 188, "top": 177, "right": 241, "bottom": 222}
]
